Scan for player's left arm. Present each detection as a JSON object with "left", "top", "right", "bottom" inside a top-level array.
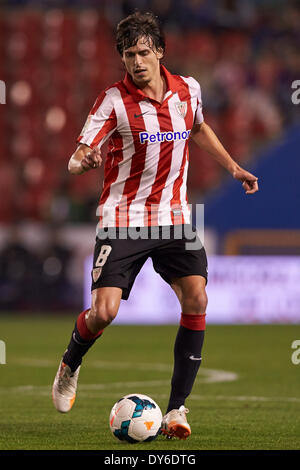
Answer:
[{"left": 191, "top": 122, "right": 259, "bottom": 195}]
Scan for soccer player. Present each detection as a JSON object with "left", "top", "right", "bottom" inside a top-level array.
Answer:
[{"left": 52, "top": 12, "right": 258, "bottom": 439}]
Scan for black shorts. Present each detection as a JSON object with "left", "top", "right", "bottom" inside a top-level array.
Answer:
[{"left": 91, "top": 225, "right": 208, "bottom": 300}]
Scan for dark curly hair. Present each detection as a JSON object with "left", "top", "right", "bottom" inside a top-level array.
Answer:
[{"left": 116, "top": 11, "right": 165, "bottom": 56}]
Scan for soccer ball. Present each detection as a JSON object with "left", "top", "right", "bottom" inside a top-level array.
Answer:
[{"left": 109, "top": 393, "right": 162, "bottom": 443}]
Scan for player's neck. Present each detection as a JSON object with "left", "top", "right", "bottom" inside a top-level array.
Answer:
[{"left": 137, "top": 71, "right": 166, "bottom": 104}]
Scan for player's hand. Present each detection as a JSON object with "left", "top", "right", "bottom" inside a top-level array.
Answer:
[
  {"left": 81, "top": 148, "right": 102, "bottom": 172},
  {"left": 233, "top": 167, "right": 259, "bottom": 194}
]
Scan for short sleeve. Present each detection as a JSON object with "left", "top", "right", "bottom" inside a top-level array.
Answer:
[
  {"left": 77, "top": 89, "right": 117, "bottom": 149},
  {"left": 193, "top": 80, "right": 204, "bottom": 125}
]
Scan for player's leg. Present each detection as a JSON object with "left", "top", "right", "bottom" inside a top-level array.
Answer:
[
  {"left": 168, "top": 275, "right": 207, "bottom": 407},
  {"left": 52, "top": 287, "right": 122, "bottom": 413},
  {"left": 62, "top": 287, "right": 122, "bottom": 370},
  {"left": 52, "top": 231, "right": 150, "bottom": 413},
  {"left": 151, "top": 226, "right": 208, "bottom": 438},
  {"left": 162, "top": 275, "right": 207, "bottom": 438}
]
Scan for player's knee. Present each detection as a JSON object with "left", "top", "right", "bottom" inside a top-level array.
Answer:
[
  {"left": 183, "top": 290, "right": 207, "bottom": 315},
  {"left": 90, "top": 297, "right": 118, "bottom": 329}
]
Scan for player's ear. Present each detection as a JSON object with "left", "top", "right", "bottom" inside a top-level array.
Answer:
[
  {"left": 156, "top": 47, "right": 164, "bottom": 60},
  {"left": 120, "top": 56, "right": 126, "bottom": 69}
]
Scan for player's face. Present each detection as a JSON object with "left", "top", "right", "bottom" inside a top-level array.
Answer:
[{"left": 122, "top": 37, "right": 163, "bottom": 86}]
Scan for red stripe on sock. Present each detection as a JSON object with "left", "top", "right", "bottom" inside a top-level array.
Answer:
[
  {"left": 180, "top": 313, "right": 206, "bottom": 331},
  {"left": 77, "top": 310, "right": 103, "bottom": 341}
]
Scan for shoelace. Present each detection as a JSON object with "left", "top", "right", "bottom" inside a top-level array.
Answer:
[
  {"left": 179, "top": 407, "right": 189, "bottom": 416},
  {"left": 57, "top": 369, "right": 76, "bottom": 395}
]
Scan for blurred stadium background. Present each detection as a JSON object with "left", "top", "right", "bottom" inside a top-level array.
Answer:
[{"left": 0, "top": 0, "right": 300, "bottom": 323}]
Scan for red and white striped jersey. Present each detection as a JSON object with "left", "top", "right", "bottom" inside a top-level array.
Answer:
[{"left": 77, "top": 65, "right": 204, "bottom": 227}]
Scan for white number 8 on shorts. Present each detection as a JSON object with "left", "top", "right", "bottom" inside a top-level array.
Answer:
[
  {"left": 95, "top": 245, "right": 112, "bottom": 267},
  {"left": 92, "top": 245, "right": 112, "bottom": 282}
]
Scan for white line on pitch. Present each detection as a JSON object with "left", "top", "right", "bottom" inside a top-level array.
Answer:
[
  {"left": 7, "top": 357, "right": 238, "bottom": 382},
  {"left": 1, "top": 382, "right": 299, "bottom": 406}
]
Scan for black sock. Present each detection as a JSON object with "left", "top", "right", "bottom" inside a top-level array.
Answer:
[
  {"left": 62, "top": 322, "right": 102, "bottom": 372},
  {"left": 166, "top": 325, "right": 205, "bottom": 413}
]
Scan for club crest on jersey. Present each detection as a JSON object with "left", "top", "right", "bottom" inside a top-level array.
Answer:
[
  {"left": 175, "top": 101, "right": 187, "bottom": 118},
  {"left": 92, "top": 267, "right": 102, "bottom": 282}
]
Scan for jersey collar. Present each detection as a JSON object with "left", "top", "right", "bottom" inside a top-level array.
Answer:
[{"left": 123, "top": 65, "right": 178, "bottom": 103}]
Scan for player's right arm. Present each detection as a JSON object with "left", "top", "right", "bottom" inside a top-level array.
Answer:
[
  {"left": 68, "top": 144, "right": 102, "bottom": 175},
  {"left": 69, "top": 88, "right": 117, "bottom": 175}
]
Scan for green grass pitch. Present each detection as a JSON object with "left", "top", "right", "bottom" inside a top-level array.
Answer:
[{"left": 0, "top": 315, "right": 300, "bottom": 450}]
